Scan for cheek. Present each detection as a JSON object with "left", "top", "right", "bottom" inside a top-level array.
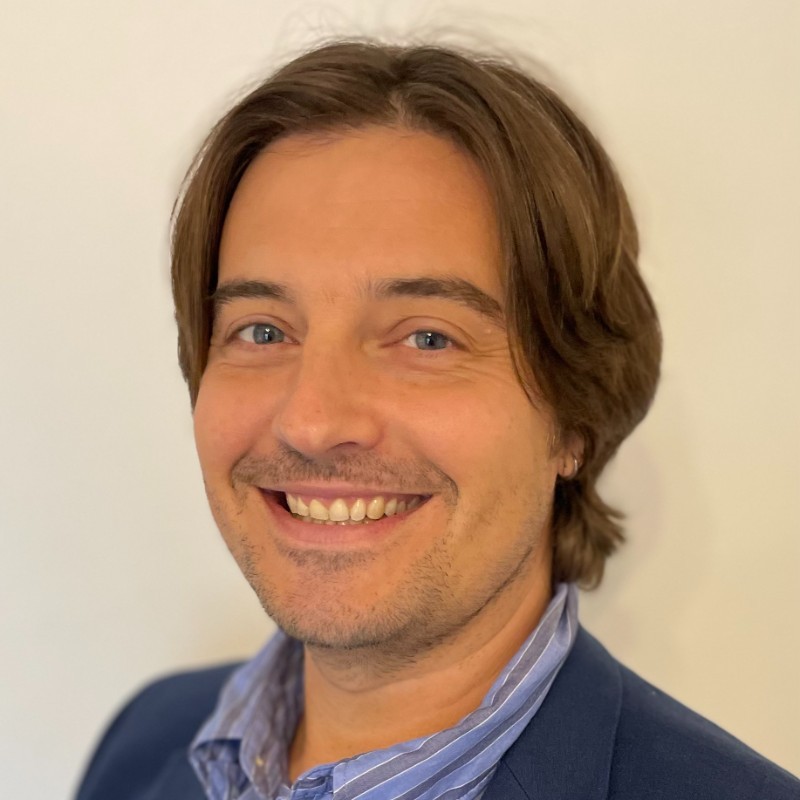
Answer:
[
  {"left": 193, "top": 369, "right": 273, "bottom": 475},
  {"left": 398, "top": 380, "right": 551, "bottom": 482}
]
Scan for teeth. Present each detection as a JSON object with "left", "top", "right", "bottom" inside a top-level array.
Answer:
[
  {"left": 350, "top": 498, "right": 366, "bottom": 521},
  {"left": 309, "top": 499, "right": 329, "bottom": 521},
  {"left": 283, "top": 493, "right": 423, "bottom": 523},
  {"left": 366, "top": 496, "right": 385, "bottom": 520},
  {"left": 328, "top": 498, "right": 350, "bottom": 522}
]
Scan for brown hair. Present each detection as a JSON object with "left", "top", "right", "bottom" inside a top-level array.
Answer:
[{"left": 171, "top": 40, "right": 661, "bottom": 588}]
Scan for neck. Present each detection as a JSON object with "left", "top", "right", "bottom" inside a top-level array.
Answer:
[{"left": 288, "top": 564, "right": 552, "bottom": 781}]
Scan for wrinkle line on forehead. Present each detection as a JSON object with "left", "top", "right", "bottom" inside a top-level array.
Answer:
[{"left": 212, "top": 274, "right": 506, "bottom": 326}]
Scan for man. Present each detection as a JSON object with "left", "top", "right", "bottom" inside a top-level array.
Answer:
[{"left": 76, "top": 40, "right": 798, "bottom": 800}]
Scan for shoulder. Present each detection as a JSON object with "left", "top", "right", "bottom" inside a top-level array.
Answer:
[
  {"left": 495, "top": 629, "right": 798, "bottom": 800},
  {"left": 75, "top": 662, "right": 239, "bottom": 800},
  {"left": 609, "top": 651, "right": 799, "bottom": 799}
]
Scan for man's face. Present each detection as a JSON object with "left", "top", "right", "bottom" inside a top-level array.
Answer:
[{"left": 193, "top": 126, "right": 565, "bottom": 657}]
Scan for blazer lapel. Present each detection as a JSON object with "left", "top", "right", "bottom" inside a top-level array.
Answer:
[
  {"left": 483, "top": 628, "right": 622, "bottom": 800},
  {"left": 142, "top": 748, "right": 207, "bottom": 800}
]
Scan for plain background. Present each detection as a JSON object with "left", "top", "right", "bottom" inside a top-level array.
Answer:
[{"left": 1, "top": 1, "right": 798, "bottom": 796}]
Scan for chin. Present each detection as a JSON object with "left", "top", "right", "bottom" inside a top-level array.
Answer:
[
  {"left": 245, "top": 568, "right": 457, "bottom": 656},
  {"left": 259, "top": 593, "right": 408, "bottom": 651}
]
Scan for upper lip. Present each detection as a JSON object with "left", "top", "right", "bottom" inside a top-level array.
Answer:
[{"left": 262, "top": 483, "right": 428, "bottom": 499}]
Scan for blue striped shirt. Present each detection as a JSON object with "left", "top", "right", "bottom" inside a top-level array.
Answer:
[{"left": 190, "top": 583, "right": 578, "bottom": 800}]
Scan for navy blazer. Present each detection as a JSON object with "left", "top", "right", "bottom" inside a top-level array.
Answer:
[{"left": 75, "top": 629, "right": 799, "bottom": 799}]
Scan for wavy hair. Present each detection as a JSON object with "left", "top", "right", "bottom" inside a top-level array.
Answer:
[{"left": 171, "top": 40, "right": 662, "bottom": 588}]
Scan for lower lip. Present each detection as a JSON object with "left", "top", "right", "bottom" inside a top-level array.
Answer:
[{"left": 259, "top": 490, "right": 429, "bottom": 548}]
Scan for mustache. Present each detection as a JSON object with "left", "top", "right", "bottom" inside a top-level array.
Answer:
[{"left": 231, "top": 442, "right": 458, "bottom": 500}]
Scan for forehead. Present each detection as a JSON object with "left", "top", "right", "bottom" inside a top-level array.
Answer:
[{"left": 218, "top": 125, "right": 504, "bottom": 301}]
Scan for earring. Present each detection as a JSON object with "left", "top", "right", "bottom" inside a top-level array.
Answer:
[{"left": 563, "top": 455, "right": 580, "bottom": 480}]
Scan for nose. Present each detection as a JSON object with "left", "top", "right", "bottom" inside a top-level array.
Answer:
[{"left": 270, "top": 338, "right": 383, "bottom": 459}]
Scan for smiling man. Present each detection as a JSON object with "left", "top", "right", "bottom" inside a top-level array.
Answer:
[{"left": 76, "top": 41, "right": 798, "bottom": 800}]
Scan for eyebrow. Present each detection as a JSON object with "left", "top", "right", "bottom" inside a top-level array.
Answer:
[
  {"left": 373, "top": 276, "right": 505, "bottom": 325},
  {"left": 211, "top": 279, "right": 294, "bottom": 310},
  {"left": 211, "top": 275, "right": 505, "bottom": 326}
]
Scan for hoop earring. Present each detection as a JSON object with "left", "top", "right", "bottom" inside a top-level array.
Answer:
[{"left": 564, "top": 455, "right": 580, "bottom": 480}]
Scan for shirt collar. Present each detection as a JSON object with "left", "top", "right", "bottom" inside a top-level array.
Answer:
[
  {"left": 191, "top": 583, "right": 578, "bottom": 800},
  {"left": 191, "top": 631, "right": 303, "bottom": 798}
]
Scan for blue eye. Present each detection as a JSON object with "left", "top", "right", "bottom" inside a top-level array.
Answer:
[
  {"left": 238, "top": 323, "right": 286, "bottom": 344},
  {"left": 409, "top": 331, "right": 451, "bottom": 350}
]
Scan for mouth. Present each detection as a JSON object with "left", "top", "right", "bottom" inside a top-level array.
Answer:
[{"left": 262, "top": 490, "right": 431, "bottom": 526}]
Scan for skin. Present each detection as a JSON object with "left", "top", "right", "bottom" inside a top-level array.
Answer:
[{"left": 193, "top": 125, "right": 575, "bottom": 779}]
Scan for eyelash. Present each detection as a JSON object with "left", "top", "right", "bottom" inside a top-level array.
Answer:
[
  {"left": 231, "top": 323, "right": 459, "bottom": 352},
  {"left": 234, "top": 323, "right": 288, "bottom": 346},
  {"left": 401, "top": 330, "right": 455, "bottom": 352}
]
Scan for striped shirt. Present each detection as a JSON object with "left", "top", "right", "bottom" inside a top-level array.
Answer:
[{"left": 190, "top": 583, "right": 578, "bottom": 800}]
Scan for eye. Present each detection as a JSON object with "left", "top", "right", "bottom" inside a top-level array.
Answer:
[
  {"left": 403, "top": 330, "right": 453, "bottom": 351},
  {"left": 236, "top": 323, "right": 286, "bottom": 344}
]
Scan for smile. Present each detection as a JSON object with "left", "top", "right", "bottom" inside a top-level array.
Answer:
[{"left": 272, "top": 491, "right": 428, "bottom": 525}]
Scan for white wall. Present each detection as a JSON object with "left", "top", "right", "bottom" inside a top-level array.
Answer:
[{"left": 1, "top": 1, "right": 797, "bottom": 796}]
